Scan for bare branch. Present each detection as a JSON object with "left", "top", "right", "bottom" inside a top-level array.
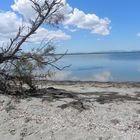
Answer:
[{"left": 0, "top": 0, "right": 68, "bottom": 93}]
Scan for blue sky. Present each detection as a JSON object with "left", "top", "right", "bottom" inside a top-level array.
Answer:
[
  {"left": 62, "top": 0, "right": 140, "bottom": 53},
  {"left": 0, "top": 0, "right": 140, "bottom": 53}
]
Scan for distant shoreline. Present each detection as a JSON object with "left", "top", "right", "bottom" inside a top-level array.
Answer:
[{"left": 55, "top": 51, "right": 140, "bottom": 55}]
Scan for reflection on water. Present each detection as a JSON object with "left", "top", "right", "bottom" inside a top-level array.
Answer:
[{"left": 51, "top": 52, "right": 140, "bottom": 82}]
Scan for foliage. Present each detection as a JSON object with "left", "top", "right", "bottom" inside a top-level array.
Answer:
[{"left": 0, "top": 0, "right": 66, "bottom": 93}]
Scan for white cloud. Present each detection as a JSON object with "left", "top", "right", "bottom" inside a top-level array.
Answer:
[
  {"left": 29, "top": 27, "right": 71, "bottom": 43},
  {"left": 11, "top": 0, "right": 35, "bottom": 19},
  {"left": 0, "top": 11, "right": 22, "bottom": 44},
  {"left": 0, "top": 11, "right": 70, "bottom": 44},
  {"left": 0, "top": 0, "right": 111, "bottom": 45},
  {"left": 0, "top": 11, "right": 22, "bottom": 34},
  {"left": 7, "top": 0, "right": 70, "bottom": 43},
  {"left": 11, "top": 0, "right": 72, "bottom": 20},
  {"left": 12, "top": 0, "right": 111, "bottom": 36},
  {"left": 64, "top": 8, "right": 111, "bottom": 35}
]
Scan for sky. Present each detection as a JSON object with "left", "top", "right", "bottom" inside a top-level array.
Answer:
[{"left": 0, "top": 0, "right": 140, "bottom": 53}]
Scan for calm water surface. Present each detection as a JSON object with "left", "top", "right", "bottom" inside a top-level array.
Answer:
[{"left": 55, "top": 52, "right": 140, "bottom": 82}]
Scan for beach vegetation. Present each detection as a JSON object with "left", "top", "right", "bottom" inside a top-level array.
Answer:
[{"left": 0, "top": 0, "right": 65, "bottom": 94}]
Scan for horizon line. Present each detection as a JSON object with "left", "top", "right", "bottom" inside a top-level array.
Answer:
[{"left": 55, "top": 50, "right": 140, "bottom": 55}]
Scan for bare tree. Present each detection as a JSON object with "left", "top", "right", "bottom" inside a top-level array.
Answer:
[{"left": 0, "top": 0, "right": 66, "bottom": 93}]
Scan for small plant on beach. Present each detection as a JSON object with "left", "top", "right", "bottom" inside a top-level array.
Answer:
[
  {"left": 5, "top": 101, "right": 16, "bottom": 112},
  {"left": 0, "top": 0, "right": 67, "bottom": 94},
  {"left": 110, "top": 119, "right": 120, "bottom": 125},
  {"left": 24, "top": 117, "right": 32, "bottom": 123}
]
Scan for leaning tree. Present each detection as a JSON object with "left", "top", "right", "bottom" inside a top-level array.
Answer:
[{"left": 0, "top": 0, "right": 67, "bottom": 93}]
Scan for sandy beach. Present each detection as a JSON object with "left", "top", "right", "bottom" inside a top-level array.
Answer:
[{"left": 0, "top": 81, "right": 140, "bottom": 140}]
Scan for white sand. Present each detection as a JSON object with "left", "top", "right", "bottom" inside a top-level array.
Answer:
[{"left": 0, "top": 81, "right": 140, "bottom": 140}]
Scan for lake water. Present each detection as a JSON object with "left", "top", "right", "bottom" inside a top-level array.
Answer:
[{"left": 53, "top": 52, "right": 140, "bottom": 82}]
